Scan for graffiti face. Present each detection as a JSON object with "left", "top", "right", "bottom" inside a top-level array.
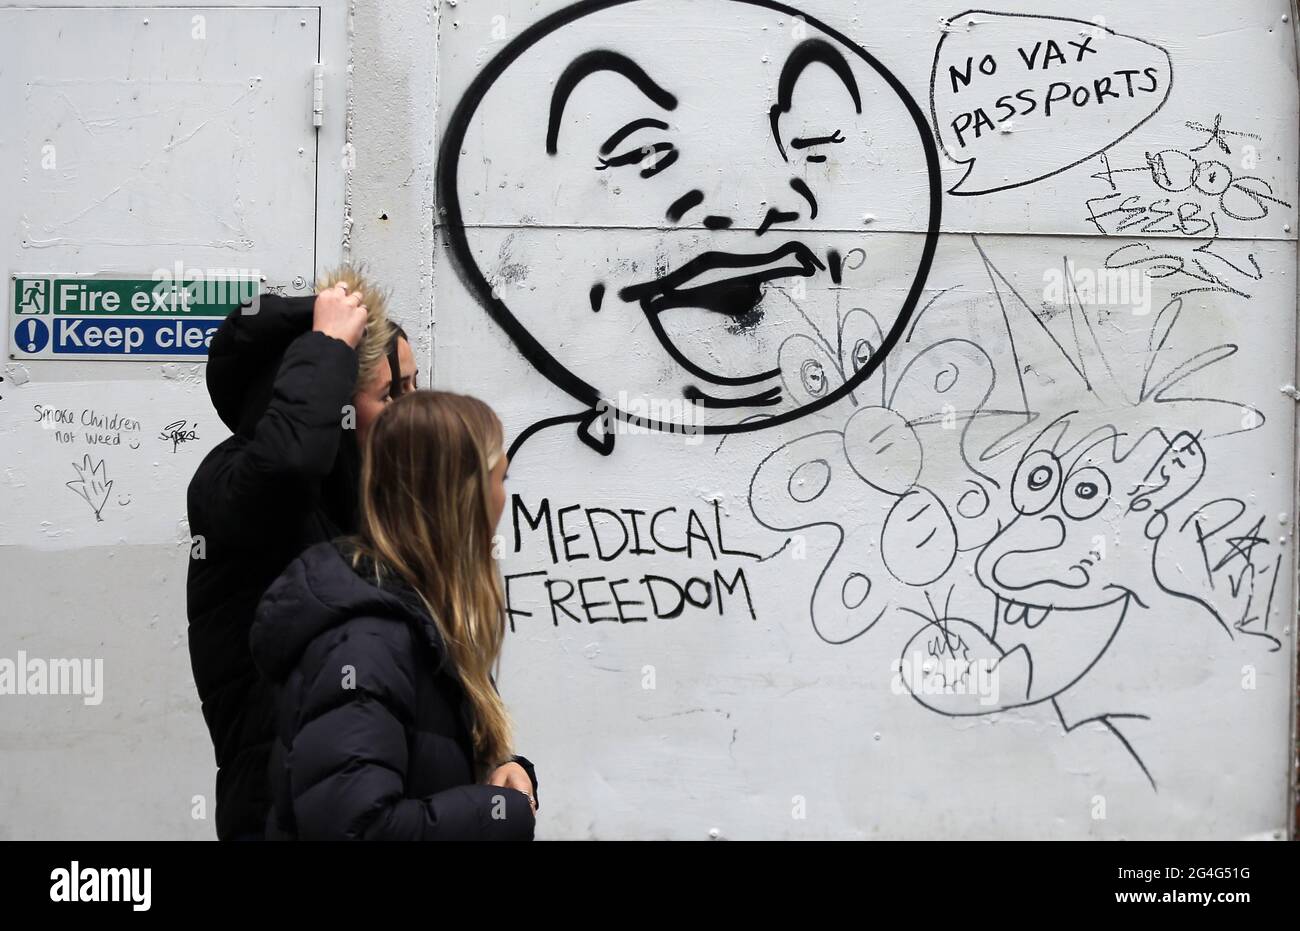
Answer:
[
  {"left": 973, "top": 428, "right": 1206, "bottom": 704},
  {"left": 978, "top": 447, "right": 1126, "bottom": 614},
  {"left": 439, "top": 0, "right": 940, "bottom": 435}
]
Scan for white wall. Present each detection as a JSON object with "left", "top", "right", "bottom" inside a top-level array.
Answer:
[
  {"left": 433, "top": 0, "right": 1300, "bottom": 838},
  {"left": 0, "top": 0, "right": 356, "bottom": 839},
  {"left": 0, "top": 0, "right": 1295, "bottom": 840},
  {"left": 349, "top": 0, "right": 439, "bottom": 372}
]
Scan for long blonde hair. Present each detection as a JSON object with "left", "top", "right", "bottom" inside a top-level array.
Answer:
[{"left": 353, "top": 390, "right": 513, "bottom": 771}]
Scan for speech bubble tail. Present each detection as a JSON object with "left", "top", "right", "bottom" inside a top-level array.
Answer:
[{"left": 945, "top": 161, "right": 982, "bottom": 196}]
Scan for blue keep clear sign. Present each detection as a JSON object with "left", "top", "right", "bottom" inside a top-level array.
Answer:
[{"left": 9, "top": 273, "right": 259, "bottom": 361}]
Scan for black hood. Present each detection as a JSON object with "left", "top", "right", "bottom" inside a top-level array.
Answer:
[
  {"left": 207, "top": 293, "right": 316, "bottom": 436},
  {"left": 251, "top": 541, "right": 446, "bottom": 682},
  {"left": 206, "top": 292, "right": 362, "bottom": 532}
]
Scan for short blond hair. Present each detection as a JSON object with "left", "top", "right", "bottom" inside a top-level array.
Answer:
[{"left": 316, "top": 264, "right": 395, "bottom": 385}]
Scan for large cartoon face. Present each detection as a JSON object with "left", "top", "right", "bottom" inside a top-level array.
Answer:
[{"left": 439, "top": 0, "right": 939, "bottom": 434}]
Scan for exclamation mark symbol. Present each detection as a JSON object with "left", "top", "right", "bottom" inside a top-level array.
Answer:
[{"left": 25, "top": 319, "right": 37, "bottom": 352}]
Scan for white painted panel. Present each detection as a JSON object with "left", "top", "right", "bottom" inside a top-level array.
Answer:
[
  {"left": 434, "top": 0, "right": 1298, "bottom": 838},
  {"left": 0, "top": 7, "right": 322, "bottom": 295},
  {"left": 434, "top": 0, "right": 1298, "bottom": 237},
  {"left": 0, "top": 378, "right": 220, "bottom": 547},
  {"left": 0, "top": 2, "right": 347, "bottom": 840}
]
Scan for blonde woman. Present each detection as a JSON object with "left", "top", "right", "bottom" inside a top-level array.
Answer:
[
  {"left": 250, "top": 391, "right": 538, "bottom": 840},
  {"left": 187, "top": 266, "right": 415, "bottom": 840}
]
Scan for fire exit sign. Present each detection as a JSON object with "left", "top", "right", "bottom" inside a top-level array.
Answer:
[{"left": 8, "top": 273, "right": 258, "bottom": 361}]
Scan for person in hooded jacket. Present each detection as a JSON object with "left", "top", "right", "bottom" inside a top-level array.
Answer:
[
  {"left": 187, "top": 267, "right": 423, "bottom": 840},
  {"left": 251, "top": 390, "right": 539, "bottom": 840}
]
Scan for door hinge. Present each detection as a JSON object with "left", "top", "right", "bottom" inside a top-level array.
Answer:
[{"left": 312, "top": 63, "right": 325, "bottom": 128}]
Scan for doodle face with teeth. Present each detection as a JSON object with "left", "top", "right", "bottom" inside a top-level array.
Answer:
[
  {"left": 438, "top": 0, "right": 939, "bottom": 438},
  {"left": 973, "top": 425, "right": 1207, "bottom": 706}
]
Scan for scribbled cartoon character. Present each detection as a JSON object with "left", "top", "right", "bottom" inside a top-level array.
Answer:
[
  {"left": 749, "top": 297, "right": 1006, "bottom": 643},
  {"left": 437, "top": 0, "right": 941, "bottom": 453},
  {"left": 899, "top": 418, "right": 1261, "bottom": 787},
  {"left": 749, "top": 235, "right": 1277, "bottom": 786}
]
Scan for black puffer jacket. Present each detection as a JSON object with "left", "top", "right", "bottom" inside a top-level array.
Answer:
[
  {"left": 250, "top": 540, "right": 537, "bottom": 840},
  {"left": 186, "top": 295, "right": 361, "bottom": 840}
]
